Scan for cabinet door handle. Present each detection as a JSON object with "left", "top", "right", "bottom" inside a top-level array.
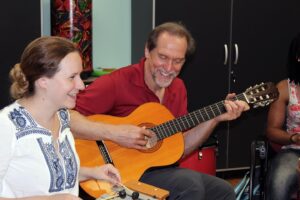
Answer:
[
  {"left": 234, "top": 43, "right": 239, "bottom": 65},
  {"left": 224, "top": 44, "right": 228, "bottom": 65}
]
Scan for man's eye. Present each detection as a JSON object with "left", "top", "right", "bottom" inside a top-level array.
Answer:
[
  {"left": 159, "top": 55, "right": 167, "bottom": 60},
  {"left": 175, "top": 59, "right": 185, "bottom": 64}
]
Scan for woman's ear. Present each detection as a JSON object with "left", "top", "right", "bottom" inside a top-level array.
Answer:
[{"left": 35, "top": 77, "right": 48, "bottom": 90}]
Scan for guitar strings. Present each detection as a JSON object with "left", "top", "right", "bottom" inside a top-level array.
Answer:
[{"left": 151, "top": 93, "right": 246, "bottom": 140}]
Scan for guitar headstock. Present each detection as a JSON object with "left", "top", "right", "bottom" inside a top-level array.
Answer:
[{"left": 243, "top": 82, "right": 279, "bottom": 108}]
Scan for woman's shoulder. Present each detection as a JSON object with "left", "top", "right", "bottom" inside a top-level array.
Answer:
[
  {"left": 275, "top": 79, "right": 289, "bottom": 102},
  {"left": 0, "top": 101, "right": 20, "bottom": 119},
  {"left": 276, "top": 79, "right": 289, "bottom": 92},
  {"left": 277, "top": 79, "right": 288, "bottom": 87},
  {"left": 0, "top": 102, "right": 20, "bottom": 134}
]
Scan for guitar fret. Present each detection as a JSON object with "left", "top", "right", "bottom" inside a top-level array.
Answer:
[
  {"left": 216, "top": 102, "right": 222, "bottom": 115},
  {"left": 209, "top": 105, "right": 216, "bottom": 117},
  {"left": 175, "top": 121, "right": 181, "bottom": 132},
  {"left": 205, "top": 107, "right": 211, "bottom": 120},
  {"left": 152, "top": 126, "right": 162, "bottom": 140},
  {"left": 179, "top": 116, "right": 187, "bottom": 130},
  {"left": 165, "top": 121, "right": 174, "bottom": 137},
  {"left": 212, "top": 103, "right": 221, "bottom": 116},
  {"left": 210, "top": 104, "right": 216, "bottom": 116},
  {"left": 189, "top": 114, "right": 196, "bottom": 126},
  {"left": 170, "top": 120, "right": 179, "bottom": 133},
  {"left": 192, "top": 111, "right": 201, "bottom": 123},
  {"left": 199, "top": 111, "right": 205, "bottom": 121},
  {"left": 159, "top": 125, "right": 168, "bottom": 139},
  {"left": 184, "top": 115, "right": 192, "bottom": 128},
  {"left": 185, "top": 116, "right": 192, "bottom": 129},
  {"left": 173, "top": 121, "right": 181, "bottom": 133},
  {"left": 202, "top": 109, "right": 209, "bottom": 121}
]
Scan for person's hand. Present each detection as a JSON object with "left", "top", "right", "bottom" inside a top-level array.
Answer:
[
  {"left": 48, "top": 193, "right": 82, "bottom": 200},
  {"left": 290, "top": 133, "right": 300, "bottom": 145},
  {"left": 91, "top": 164, "right": 121, "bottom": 185},
  {"left": 215, "top": 93, "right": 250, "bottom": 122},
  {"left": 109, "top": 124, "right": 155, "bottom": 150}
]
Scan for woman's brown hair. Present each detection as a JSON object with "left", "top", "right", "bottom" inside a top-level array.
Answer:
[{"left": 10, "top": 36, "right": 79, "bottom": 99}]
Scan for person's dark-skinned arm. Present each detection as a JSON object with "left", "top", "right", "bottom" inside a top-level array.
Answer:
[{"left": 265, "top": 80, "right": 300, "bottom": 145}]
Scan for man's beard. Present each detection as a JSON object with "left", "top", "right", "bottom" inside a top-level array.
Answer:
[{"left": 152, "top": 67, "right": 178, "bottom": 88}]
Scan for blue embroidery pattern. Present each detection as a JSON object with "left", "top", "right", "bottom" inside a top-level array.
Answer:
[
  {"left": 38, "top": 137, "right": 78, "bottom": 192},
  {"left": 60, "top": 137, "right": 78, "bottom": 189},
  {"left": 8, "top": 105, "right": 78, "bottom": 193},
  {"left": 58, "top": 109, "right": 70, "bottom": 132},
  {"left": 38, "top": 138, "right": 65, "bottom": 192},
  {"left": 8, "top": 107, "right": 50, "bottom": 139}
]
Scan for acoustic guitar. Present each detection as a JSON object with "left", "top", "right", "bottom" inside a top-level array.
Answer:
[{"left": 75, "top": 82, "right": 279, "bottom": 198}]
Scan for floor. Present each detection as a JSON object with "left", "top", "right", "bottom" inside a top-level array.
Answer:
[
  {"left": 217, "top": 169, "right": 247, "bottom": 187},
  {"left": 227, "top": 178, "right": 242, "bottom": 187}
]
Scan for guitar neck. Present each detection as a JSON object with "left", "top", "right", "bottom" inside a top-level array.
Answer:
[{"left": 150, "top": 93, "right": 247, "bottom": 140}]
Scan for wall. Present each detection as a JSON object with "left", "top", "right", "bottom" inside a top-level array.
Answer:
[
  {"left": 41, "top": 0, "right": 131, "bottom": 69},
  {"left": 0, "top": 0, "right": 41, "bottom": 109}
]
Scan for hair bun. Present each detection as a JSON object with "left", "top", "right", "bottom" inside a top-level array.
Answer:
[{"left": 9, "top": 63, "right": 29, "bottom": 99}]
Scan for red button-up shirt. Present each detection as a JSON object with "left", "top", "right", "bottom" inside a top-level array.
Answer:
[{"left": 75, "top": 58, "right": 188, "bottom": 118}]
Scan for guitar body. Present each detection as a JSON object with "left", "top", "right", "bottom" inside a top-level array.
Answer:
[{"left": 75, "top": 102, "right": 184, "bottom": 198}]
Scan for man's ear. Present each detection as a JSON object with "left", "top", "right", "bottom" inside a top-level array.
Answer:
[{"left": 144, "top": 45, "right": 150, "bottom": 58}]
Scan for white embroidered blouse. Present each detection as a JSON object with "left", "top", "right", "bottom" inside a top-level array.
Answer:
[{"left": 0, "top": 101, "right": 79, "bottom": 197}]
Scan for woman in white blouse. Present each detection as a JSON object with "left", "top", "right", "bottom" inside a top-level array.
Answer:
[{"left": 0, "top": 36, "right": 121, "bottom": 200}]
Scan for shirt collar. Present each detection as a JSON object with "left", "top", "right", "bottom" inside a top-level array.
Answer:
[
  {"left": 132, "top": 57, "right": 148, "bottom": 87},
  {"left": 131, "top": 57, "right": 179, "bottom": 103}
]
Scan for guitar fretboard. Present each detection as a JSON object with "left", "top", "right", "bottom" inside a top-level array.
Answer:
[{"left": 150, "top": 93, "right": 246, "bottom": 140}]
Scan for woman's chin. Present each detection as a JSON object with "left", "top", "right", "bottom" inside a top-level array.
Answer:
[{"left": 64, "top": 101, "right": 76, "bottom": 110}]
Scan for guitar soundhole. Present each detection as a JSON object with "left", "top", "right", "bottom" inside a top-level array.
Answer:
[{"left": 139, "top": 123, "right": 162, "bottom": 153}]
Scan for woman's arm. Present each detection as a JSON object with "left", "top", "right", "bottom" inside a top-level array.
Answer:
[
  {"left": 266, "top": 80, "right": 291, "bottom": 145},
  {"left": 79, "top": 164, "right": 121, "bottom": 186}
]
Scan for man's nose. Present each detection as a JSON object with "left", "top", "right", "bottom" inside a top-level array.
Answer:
[{"left": 164, "top": 59, "right": 174, "bottom": 71}]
